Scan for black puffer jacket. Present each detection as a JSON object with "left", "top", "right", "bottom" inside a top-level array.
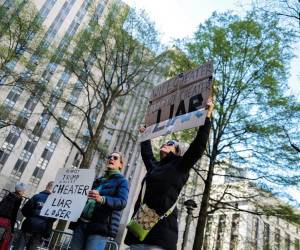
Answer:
[
  {"left": 21, "top": 191, "right": 55, "bottom": 238},
  {"left": 0, "top": 192, "right": 23, "bottom": 232},
  {"left": 125, "top": 118, "right": 211, "bottom": 250}
]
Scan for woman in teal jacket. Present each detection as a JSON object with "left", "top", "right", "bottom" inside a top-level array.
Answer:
[{"left": 70, "top": 152, "right": 129, "bottom": 250}]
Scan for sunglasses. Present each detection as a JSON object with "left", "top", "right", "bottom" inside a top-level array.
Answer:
[
  {"left": 107, "top": 155, "right": 119, "bottom": 161},
  {"left": 164, "top": 140, "right": 178, "bottom": 147}
]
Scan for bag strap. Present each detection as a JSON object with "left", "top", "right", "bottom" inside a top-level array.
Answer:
[
  {"left": 140, "top": 178, "right": 146, "bottom": 204},
  {"left": 140, "top": 179, "right": 179, "bottom": 220}
]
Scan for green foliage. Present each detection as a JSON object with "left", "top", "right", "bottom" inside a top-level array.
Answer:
[
  {"left": 172, "top": 10, "right": 299, "bottom": 189},
  {"left": 0, "top": 0, "right": 44, "bottom": 75},
  {"left": 166, "top": 47, "right": 197, "bottom": 77},
  {"left": 261, "top": 204, "right": 300, "bottom": 226},
  {"left": 0, "top": 1, "right": 45, "bottom": 131}
]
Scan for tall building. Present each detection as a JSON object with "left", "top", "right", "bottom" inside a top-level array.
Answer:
[
  {"left": 0, "top": 0, "right": 112, "bottom": 194},
  {"left": 0, "top": 1, "right": 168, "bottom": 248},
  {"left": 0, "top": 0, "right": 165, "bottom": 199}
]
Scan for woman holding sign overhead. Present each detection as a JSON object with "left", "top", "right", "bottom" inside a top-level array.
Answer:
[
  {"left": 125, "top": 98, "right": 213, "bottom": 250},
  {"left": 70, "top": 152, "right": 129, "bottom": 250}
]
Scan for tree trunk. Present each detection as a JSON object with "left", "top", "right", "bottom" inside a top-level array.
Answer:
[
  {"left": 80, "top": 106, "right": 110, "bottom": 169},
  {"left": 192, "top": 156, "right": 216, "bottom": 250}
]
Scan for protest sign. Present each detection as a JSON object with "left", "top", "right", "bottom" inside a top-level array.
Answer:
[
  {"left": 40, "top": 168, "right": 95, "bottom": 222},
  {"left": 140, "top": 62, "right": 213, "bottom": 141}
]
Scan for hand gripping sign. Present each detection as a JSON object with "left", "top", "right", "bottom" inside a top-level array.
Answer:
[
  {"left": 40, "top": 168, "right": 95, "bottom": 222},
  {"left": 139, "top": 62, "right": 213, "bottom": 142}
]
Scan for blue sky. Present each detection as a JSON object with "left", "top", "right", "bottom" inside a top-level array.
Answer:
[{"left": 124, "top": 0, "right": 300, "bottom": 98}]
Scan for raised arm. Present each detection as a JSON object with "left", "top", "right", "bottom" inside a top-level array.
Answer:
[
  {"left": 141, "top": 140, "right": 157, "bottom": 172},
  {"left": 139, "top": 125, "right": 157, "bottom": 171},
  {"left": 180, "top": 118, "right": 211, "bottom": 172},
  {"left": 180, "top": 99, "right": 214, "bottom": 172}
]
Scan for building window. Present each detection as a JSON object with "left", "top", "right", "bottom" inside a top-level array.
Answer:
[
  {"left": 274, "top": 228, "right": 280, "bottom": 250},
  {"left": 68, "top": 94, "right": 77, "bottom": 104},
  {"left": 6, "top": 131, "right": 19, "bottom": 145},
  {"left": 61, "top": 110, "right": 71, "bottom": 120},
  {"left": 295, "top": 238, "right": 300, "bottom": 250},
  {"left": 24, "top": 139, "right": 37, "bottom": 153},
  {"left": 203, "top": 215, "right": 213, "bottom": 249},
  {"left": 252, "top": 217, "right": 259, "bottom": 250},
  {"left": 48, "top": 62, "right": 57, "bottom": 74},
  {"left": 11, "top": 159, "right": 27, "bottom": 178},
  {"left": 2, "top": 142, "right": 14, "bottom": 152},
  {"left": 49, "top": 127, "right": 62, "bottom": 144},
  {"left": 285, "top": 233, "right": 290, "bottom": 250},
  {"left": 36, "top": 158, "right": 49, "bottom": 170},
  {"left": 19, "top": 150, "right": 32, "bottom": 162},
  {"left": 30, "top": 168, "right": 45, "bottom": 186},
  {"left": 263, "top": 222, "right": 270, "bottom": 250},
  {"left": 215, "top": 215, "right": 226, "bottom": 250},
  {"left": 3, "top": 99, "right": 15, "bottom": 108},
  {"left": 24, "top": 98, "right": 37, "bottom": 111},
  {"left": 20, "top": 107, "right": 32, "bottom": 120},
  {"left": 6, "top": 87, "right": 22, "bottom": 103},
  {"left": 41, "top": 149, "right": 53, "bottom": 161},
  {"left": 61, "top": 72, "right": 70, "bottom": 83},
  {"left": 230, "top": 214, "right": 240, "bottom": 250},
  {"left": 0, "top": 151, "right": 9, "bottom": 166},
  {"left": 46, "top": 141, "right": 56, "bottom": 152},
  {"left": 29, "top": 157, "right": 49, "bottom": 186}
]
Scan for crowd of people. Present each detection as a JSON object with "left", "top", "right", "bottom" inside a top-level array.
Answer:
[{"left": 0, "top": 100, "right": 213, "bottom": 250}]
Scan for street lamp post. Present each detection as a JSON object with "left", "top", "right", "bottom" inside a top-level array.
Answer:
[{"left": 181, "top": 199, "right": 197, "bottom": 250}]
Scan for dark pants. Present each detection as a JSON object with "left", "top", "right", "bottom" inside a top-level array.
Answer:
[{"left": 16, "top": 232, "right": 44, "bottom": 250}]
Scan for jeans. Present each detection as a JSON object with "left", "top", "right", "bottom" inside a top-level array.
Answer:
[
  {"left": 128, "top": 244, "right": 166, "bottom": 250},
  {"left": 70, "top": 221, "right": 107, "bottom": 250}
]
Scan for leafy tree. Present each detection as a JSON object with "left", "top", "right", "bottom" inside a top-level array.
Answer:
[
  {"left": 40, "top": 3, "right": 166, "bottom": 169},
  {"left": 168, "top": 10, "right": 300, "bottom": 249},
  {"left": 0, "top": 0, "right": 46, "bottom": 131},
  {"left": 0, "top": 0, "right": 44, "bottom": 85}
]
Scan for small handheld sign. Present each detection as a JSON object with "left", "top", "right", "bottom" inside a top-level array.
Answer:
[{"left": 40, "top": 168, "right": 95, "bottom": 222}]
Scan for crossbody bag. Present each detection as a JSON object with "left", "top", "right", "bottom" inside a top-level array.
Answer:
[{"left": 126, "top": 181, "right": 177, "bottom": 241}]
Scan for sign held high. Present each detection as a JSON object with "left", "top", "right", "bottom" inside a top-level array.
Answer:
[{"left": 140, "top": 62, "right": 213, "bottom": 141}]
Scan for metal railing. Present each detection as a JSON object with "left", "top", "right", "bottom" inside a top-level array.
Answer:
[
  {"left": 43, "top": 230, "right": 118, "bottom": 250},
  {"left": 11, "top": 229, "right": 119, "bottom": 250}
]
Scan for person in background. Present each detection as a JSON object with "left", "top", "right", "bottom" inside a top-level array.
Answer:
[
  {"left": 0, "top": 182, "right": 26, "bottom": 250},
  {"left": 70, "top": 152, "right": 129, "bottom": 250},
  {"left": 17, "top": 181, "right": 55, "bottom": 250},
  {"left": 125, "top": 99, "right": 214, "bottom": 250}
]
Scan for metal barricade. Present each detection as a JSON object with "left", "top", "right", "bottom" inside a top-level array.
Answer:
[{"left": 38, "top": 230, "right": 119, "bottom": 250}]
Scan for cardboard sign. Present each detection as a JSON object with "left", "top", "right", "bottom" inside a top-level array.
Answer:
[
  {"left": 140, "top": 62, "right": 213, "bottom": 141},
  {"left": 40, "top": 168, "right": 95, "bottom": 222}
]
